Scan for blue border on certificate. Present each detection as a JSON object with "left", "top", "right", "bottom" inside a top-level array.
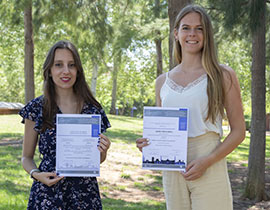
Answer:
[
  {"left": 179, "top": 108, "right": 188, "bottom": 131},
  {"left": 91, "top": 116, "right": 100, "bottom": 137}
]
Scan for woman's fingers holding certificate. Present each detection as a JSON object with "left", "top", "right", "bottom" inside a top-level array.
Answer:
[
  {"left": 98, "top": 134, "right": 111, "bottom": 153},
  {"left": 35, "top": 172, "right": 64, "bottom": 187},
  {"left": 136, "top": 138, "right": 150, "bottom": 152}
]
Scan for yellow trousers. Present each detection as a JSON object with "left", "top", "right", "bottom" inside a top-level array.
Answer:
[{"left": 163, "top": 132, "right": 233, "bottom": 210}]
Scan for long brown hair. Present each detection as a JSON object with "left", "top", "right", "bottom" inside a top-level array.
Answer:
[
  {"left": 42, "top": 40, "right": 101, "bottom": 131},
  {"left": 173, "top": 5, "right": 230, "bottom": 123}
]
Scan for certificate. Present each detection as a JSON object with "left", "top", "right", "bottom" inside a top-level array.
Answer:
[
  {"left": 142, "top": 107, "right": 188, "bottom": 171},
  {"left": 56, "top": 114, "right": 101, "bottom": 177}
]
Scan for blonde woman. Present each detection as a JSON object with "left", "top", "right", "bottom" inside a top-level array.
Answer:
[{"left": 136, "top": 5, "right": 245, "bottom": 210}]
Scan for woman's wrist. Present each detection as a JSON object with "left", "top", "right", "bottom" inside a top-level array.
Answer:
[
  {"left": 30, "top": 168, "right": 40, "bottom": 181},
  {"left": 206, "top": 153, "right": 218, "bottom": 168}
]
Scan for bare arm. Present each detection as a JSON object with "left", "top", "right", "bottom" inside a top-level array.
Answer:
[
  {"left": 155, "top": 73, "right": 166, "bottom": 107},
  {"left": 183, "top": 67, "right": 246, "bottom": 180},
  {"left": 207, "top": 68, "right": 246, "bottom": 163},
  {"left": 21, "top": 119, "right": 39, "bottom": 174},
  {"left": 22, "top": 119, "right": 63, "bottom": 186}
]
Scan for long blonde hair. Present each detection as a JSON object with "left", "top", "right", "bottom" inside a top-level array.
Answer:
[{"left": 173, "top": 5, "right": 229, "bottom": 123}]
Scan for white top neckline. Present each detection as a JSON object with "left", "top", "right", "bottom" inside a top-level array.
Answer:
[
  {"left": 166, "top": 72, "right": 207, "bottom": 94},
  {"left": 161, "top": 72, "right": 222, "bottom": 137}
]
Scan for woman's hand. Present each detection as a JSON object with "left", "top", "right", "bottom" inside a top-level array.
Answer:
[
  {"left": 32, "top": 171, "right": 64, "bottom": 187},
  {"left": 181, "top": 156, "right": 211, "bottom": 181},
  {"left": 99, "top": 134, "right": 111, "bottom": 163},
  {"left": 98, "top": 134, "right": 111, "bottom": 153},
  {"left": 136, "top": 138, "right": 150, "bottom": 152}
]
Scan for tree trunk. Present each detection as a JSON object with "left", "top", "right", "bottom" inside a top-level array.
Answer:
[
  {"left": 24, "top": 0, "right": 35, "bottom": 104},
  {"left": 168, "top": 0, "right": 191, "bottom": 70},
  {"left": 244, "top": 0, "right": 267, "bottom": 201},
  {"left": 154, "top": 0, "right": 163, "bottom": 77},
  {"left": 155, "top": 39, "right": 163, "bottom": 77},
  {"left": 109, "top": 55, "right": 120, "bottom": 114},
  {"left": 90, "top": 62, "right": 98, "bottom": 97}
]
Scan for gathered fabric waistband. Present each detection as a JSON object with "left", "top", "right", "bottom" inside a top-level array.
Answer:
[
  {"left": 187, "top": 132, "right": 221, "bottom": 164},
  {"left": 188, "top": 131, "right": 220, "bottom": 141}
]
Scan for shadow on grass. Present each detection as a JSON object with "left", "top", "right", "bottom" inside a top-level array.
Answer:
[
  {"left": 0, "top": 145, "right": 40, "bottom": 170},
  {"left": 234, "top": 144, "right": 249, "bottom": 159},
  {"left": 0, "top": 145, "right": 31, "bottom": 198},
  {"left": 134, "top": 174, "right": 163, "bottom": 192},
  {"left": 0, "top": 179, "right": 29, "bottom": 195},
  {"left": 102, "top": 197, "right": 165, "bottom": 210},
  {"left": 0, "top": 203, "right": 26, "bottom": 210},
  {"left": 147, "top": 174, "right": 162, "bottom": 182},
  {"left": 228, "top": 159, "right": 270, "bottom": 210},
  {"left": 106, "top": 129, "right": 142, "bottom": 143},
  {"left": 0, "top": 145, "right": 22, "bottom": 163},
  {"left": 0, "top": 133, "right": 23, "bottom": 140}
]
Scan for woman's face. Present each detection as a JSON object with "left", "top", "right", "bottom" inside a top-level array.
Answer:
[
  {"left": 50, "top": 49, "right": 77, "bottom": 92},
  {"left": 175, "top": 12, "right": 204, "bottom": 55}
]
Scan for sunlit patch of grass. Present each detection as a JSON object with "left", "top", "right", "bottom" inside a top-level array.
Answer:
[
  {"left": 145, "top": 173, "right": 163, "bottom": 182},
  {"left": 114, "top": 185, "right": 127, "bottom": 191},
  {"left": 0, "top": 115, "right": 24, "bottom": 141},
  {"left": 106, "top": 114, "right": 143, "bottom": 144},
  {"left": 100, "top": 185, "right": 109, "bottom": 191},
  {"left": 241, "top": 163, "right": 248, "bottom": 167},
  {"left": 228, "top": 169, "right": 234, "bottom": 173},
  {"left": 266, "top": 138, "right": 270, "bottom": 157},
  {"left": 134, "top": 172, "right": 163, "bottom": 192},
  {"left": 227, "top": 135, "right": 250, "bottom": 162},
  {"left": 227, "top": 134, "right": 270, "bottom": 163},
  {"left": 137, "top": 177, "right": 144, "bottom": 181},
  {"left": 121, "top": 173, "right": 131, "bottom": 180},
  {"left": 134, "top": 182, "right": 162, "bottom": 191},
  {"left": 107, "top": 114, "right": 143, "bottom": 131}
]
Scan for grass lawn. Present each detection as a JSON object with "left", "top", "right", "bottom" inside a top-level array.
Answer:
[
  {"left": 0, "top": 114, "right": 269, "bottom": 210},
  {"left": 0, "top": 115, "right": 24, "bottom": 140},
  {"left": 0, "top": 114, "right": 166, "bottom": 210}
]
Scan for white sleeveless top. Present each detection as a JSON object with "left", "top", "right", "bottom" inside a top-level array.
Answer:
[{"left": 160, "top": 72, "right": 222, "bottom": 137}]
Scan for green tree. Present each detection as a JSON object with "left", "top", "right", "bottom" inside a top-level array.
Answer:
[
  {"left": 0, "top": 0, "right": 35, "bottom": 103},
  {"left": 208, "top": 0, "right": 269, "bottom": 201},
  {"left": 0, "top": 0, "right": 25, "bottom": 103},
  {"left": 32, "top": 0, "right": 111, "bottom": 97},
  {"left": 245, "top": 0, "right": 268, "bottom": 201},
  {"left": 146, "top": 0, "right": 168, "bottom": 77},
  {"left": 138, "top": 0, "right": 168, "bottom": 77},
  {"left": 0, "top": 0, "right": 110, "bottom": 107},
  {"left": 108, "top": 0, "right": 137, "bottom": 114}
]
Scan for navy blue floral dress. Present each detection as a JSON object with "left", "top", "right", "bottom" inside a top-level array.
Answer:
[{"left": 19, "top": 96, "right": 111, "bottom": 210}]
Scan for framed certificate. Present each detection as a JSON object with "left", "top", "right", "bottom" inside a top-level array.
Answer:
[
  {"left": 56, "top": 114, "right": 101, "bottom": 177},
  {"left": 142, "top": 107, "right": 189, "bottom": 171}
]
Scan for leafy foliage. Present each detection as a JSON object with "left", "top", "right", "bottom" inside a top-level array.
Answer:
[{"left": 0, "top": 0, "right": 268, "bottom": 115}]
